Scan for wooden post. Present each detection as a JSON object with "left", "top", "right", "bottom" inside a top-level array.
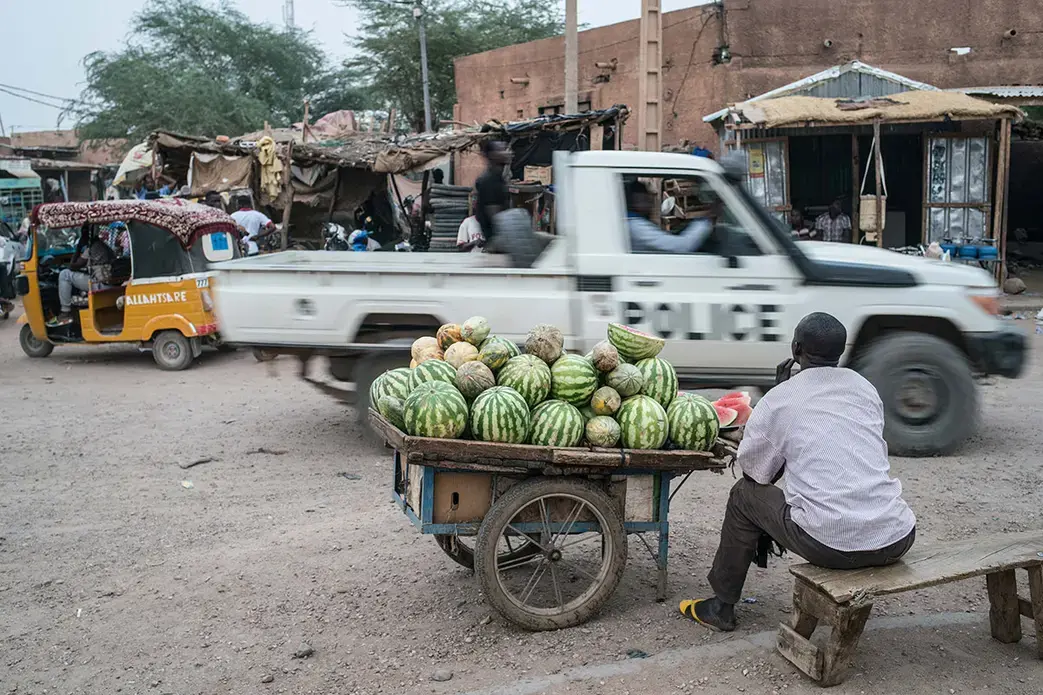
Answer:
[
  {"left": 873, "top": 120, "right": 883, "bottom": 247},
  {"left": 419, "top": 169, "right": 431, "bottom": 248},
  {"left": 326, "top": 168, "right": 341, "bottom": 223},
  {"left": 986, "top": 569, "right": 1023, "bottom": 644},
  {"left": 851, "top": 133, "right": 860, "bottom": 240},
  {"left": 637, "top": 0, "right": 663, "bottom": 152},
  {"left": 302, "top": 100, "right": 311, "bottom": 143},
  {"left": 994, "top": 117, "right": 1011, "bottom": 282},
  {"left": 386, "top": 108, "right": 396, "bottom": 134},
  {"left": 1027, "top": 565, "right": 1043, "bottom": 659},
  {"left": 279, "top": 141, "right": 294, "bottom": 251},
  {"left": 591, "top": 124, "right": 604, "bottom": 151}
]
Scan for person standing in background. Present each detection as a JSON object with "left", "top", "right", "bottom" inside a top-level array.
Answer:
[
  {"left": 813, "top": 200, "right": 852, "bottom": 243},
  {"left": 230, "top": 195, "right": 275, "bottom": 256}
]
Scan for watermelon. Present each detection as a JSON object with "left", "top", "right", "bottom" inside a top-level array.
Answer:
[
  {"left": 370, "top": 367, "right": 411, "bottom": 406},
  {"left": 461, "top": 316, "right": 491, "bottom": 346},
  {"left": 528, "top": 400, "right": 585, "bottom": 447},
  {"left": 456, "top": 360, "right": 496, "bottom": 400},
  {"left": 409, "top": 359, "right": 457, "bottom": 391},
  {"left": 617, "top": 395, "right": 669, "bottom": 450},
  {"left": 470, "top": 386, "right": 530, "bottom": 444},
  {"left": 667, "top": 393, "right": 719, "bottom": 451},
  {"left": 591, "top": 341, "right": 620, "bottom": 373},
  {"left": 714, "top": 391, "right": 753, "bottom": 426},
  {"left": 586, "top": 416, "right": 621, "bottom": 448},
  {"left": 713, "top": 404, "right": 738, "bottom": 427},
  {"left": 550, "top": 354, "right": 599, "bottom": 406},
  {"left": 377, "top": 394, "right": 406, "bottom": 431},
  {"left": 607, "top": 323, "right": 665, "bottom": 361},
  {"left": 590, "top": 386, "right": 622, "bottom": 416},
  {"left": 635, "top": 357, "right": 679, "bottom": 408},
  {"left": 497, "top": 354, "right": 552, "bottom": 408},
  {"left": 480, "top": 335, "right": 521, "bottom": 358},
  {"left": 478, "top": 341, "right": 511, "bottom": 372},
  {"left": 526, "top": 324, "right": 564, "bottom": 365},
  {"left": 445, "top": 341, "right": 480, "bottom": 368},
  {"left": 436, "top": 323, "right": 463, "bottom": 350},
  {"left": 605, "top": 363, "right": 644, "bottom": 397},
  {"left": 579, "top": 404, "right": 596, "bottom": 421},
  {"left": 403, "top": 381, "right": 468, "bottom": 439},
  {"left": 411, "top": 336, "right": 439, "bottom": 360}
]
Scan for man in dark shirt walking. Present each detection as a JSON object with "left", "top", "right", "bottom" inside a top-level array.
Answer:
[{"left": 474, "top": 140, "right": 512, "bottom": 252}]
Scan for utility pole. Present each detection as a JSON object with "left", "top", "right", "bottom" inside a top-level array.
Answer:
[
  {"left": 564, "top": 0, "right": 578, "bottom": 114},
  {"left": 414, "top": 2, "right": 433, "bottom": 132},
  {"left": 637, "top": 0, "right": 663, "bottom": 152},
  {"left": 283, "top": 0, "right": 295, "bottom": 28}
]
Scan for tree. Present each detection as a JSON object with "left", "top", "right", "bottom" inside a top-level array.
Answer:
[
  {"left": 77, "top": 0, "right": 370, "bottom": 141},
  {"left": 341, "top": 0, "right": 565, "bottom": 131}
]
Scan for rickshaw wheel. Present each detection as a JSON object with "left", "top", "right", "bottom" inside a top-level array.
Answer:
[
  {"left": 153, "top": 330, "right": 194, "bottom": 371},
  {"left": 474, "top": 478, "right": 627, "bottom": 631},
  {"left": 253, "top": 348, "right": 277, "bottom": 362},
  {"left": 19, "top": 324, "right": 54, "bottom": 358},
  {"left": 434, "top": 533, "right": 541, "bottom": 571}
]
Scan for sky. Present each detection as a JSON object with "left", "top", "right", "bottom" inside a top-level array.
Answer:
[{"left": 2, "top": 0, "right": 706, "bottom": 135}]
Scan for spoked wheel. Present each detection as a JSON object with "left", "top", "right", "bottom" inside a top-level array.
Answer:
[
  {"left": 434, "top": 532, "right": 541, "bottom": 571},
  {"left": 474, "top": 478, "right": 627, "bottom": 631}
]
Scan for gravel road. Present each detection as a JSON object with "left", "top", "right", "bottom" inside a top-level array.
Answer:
[{"left": 1, "top": 316, "right": 1040, "bottom": 695}]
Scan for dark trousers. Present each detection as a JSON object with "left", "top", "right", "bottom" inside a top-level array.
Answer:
[{"left": 707, "top": 478, "right": 916, "bottom": 605}]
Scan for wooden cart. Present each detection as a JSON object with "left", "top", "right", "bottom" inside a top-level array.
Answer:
[{"left": 371, "top": 410, "right": 736, "bottom": 631}]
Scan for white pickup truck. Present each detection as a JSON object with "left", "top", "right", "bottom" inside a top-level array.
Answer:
[{"left": 213, "top": 150, "right": 1025, "bottom": 457}]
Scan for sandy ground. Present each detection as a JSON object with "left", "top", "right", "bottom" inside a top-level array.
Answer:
[{"left": 1, "top": 314, "right": 1041, "bottom": 695}]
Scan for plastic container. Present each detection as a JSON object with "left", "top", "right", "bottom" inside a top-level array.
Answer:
[
  {"left": 978, "top": 245, "right": 999, "bottom": 260},
  {"left": 941, "top": 243, "right": 958, "bottom": 257},
  {"left": 958, "top": 245, "right": 979, "bottom": 259}
]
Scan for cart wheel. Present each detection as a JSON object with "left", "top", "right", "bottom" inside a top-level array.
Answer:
[
  {"left": 474, "top": 478, "right": 627, "bottom": 631},
  {"left": 434, "top": 533, "right": 541, "bottom": 571}
]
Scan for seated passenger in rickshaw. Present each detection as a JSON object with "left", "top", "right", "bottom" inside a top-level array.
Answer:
[{"left": 51, "top": 226, "right": 118, "bottom": 326}]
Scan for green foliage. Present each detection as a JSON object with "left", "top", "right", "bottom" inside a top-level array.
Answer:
[
  {"left": 77, "top": 0, "right": 371, "bottom": 140},
  {"left": 341, "top": 0, "right": 564, "bottom": 131}
]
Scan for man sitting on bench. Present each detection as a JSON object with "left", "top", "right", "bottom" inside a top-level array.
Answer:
[{"left": 680, "top": 312, "right": 917, "bottom": 632}]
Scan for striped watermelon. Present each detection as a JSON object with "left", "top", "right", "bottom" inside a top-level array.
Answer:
[
  {"left": 667, "top": 393, "right": 720, "bottom": 451},
  {"left": 586, "top": 416, "right": 621, "bottom": 448},
  {"left": 607, "top": 323, "right": 665, "bottom": 360},
  {"left": 377, "top": 394, "right": 406, "bottom": 431},
  {"left": 579, "top": 404, "right": 596, "bottom": 421},
  {"left": 403, "top": 381, "right": 468, "bottom": 439},
  {"left": 456, "top": 360, "right": 496, "bottom": 401},
  {"left": 409, "top": 359, "right": 457, "bottom": 392},
  {"left": 480, "top": 335, "right": 521, "bottom": 358},
  {"left": 470, "top": 386, "right": 530, "bottom": 444},
  {"left": 550, "top": 354, "right": 599, "bottom": 406},
  {"left": 605, "top": 363, "right": 644, "bottom": 397},
  {"left": 497, "top": 354, "right": 552, "bottom": 408},
  {"left": 617, "top": 395, "right": 669, "bottom": 450},
  {"left": 528, "top": 399, "right": 585, "bottom": 447},
  {"left": 636, "top": 357, "right": 678, "bottom": 408}
]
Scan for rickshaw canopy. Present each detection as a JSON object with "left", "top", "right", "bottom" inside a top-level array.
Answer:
[{"left": 31, "top": 199, "right": 237, "bottom": 250}]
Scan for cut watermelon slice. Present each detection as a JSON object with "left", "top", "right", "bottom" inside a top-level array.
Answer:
[
  {"left": 716, "top": 391, "right": 752, "bottom": 407},
  {"left": 730, "top": 403, "right": 753, "bottom": 426},
  {"left": 713, "top": 404, "right": 738, "bottom": 427}
]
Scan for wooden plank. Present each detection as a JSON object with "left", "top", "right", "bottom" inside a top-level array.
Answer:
[
  {"left": 1018, "top": 597, "right": 1033, "bottom": 619},
  {"left": 368, "top": 410, "right": 728, "bottom": 472},
  {"left": 819, "top": 603, "right": 873, "bottom": 687},
  {"left": 1026, "top": 565, "right": 1043, "bottom": 658},
  {"left": 873, "top": 120, "right": 883, "bottom": 247},
  {"left": 790, "top": 531, "right": 1043, "bottom": 603},
  {"left": 987, "top": 569, "right": 1023, "bottom": 643},
  {"left": 776, "top": 623, "right": 824, "bottom": 681},
  {"left": 792, "top": 580, "right": 827, "bottom": 635}
]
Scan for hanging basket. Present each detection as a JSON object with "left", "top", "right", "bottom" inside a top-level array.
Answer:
[{"left": 859, "top": 132, "right": 888, "bottom": 236}]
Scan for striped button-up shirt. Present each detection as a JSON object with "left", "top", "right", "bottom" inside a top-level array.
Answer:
[{"left": 738, "top": 367, "right": 916, "bottom": 552}]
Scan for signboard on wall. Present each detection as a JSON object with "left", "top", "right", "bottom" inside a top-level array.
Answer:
[{"left": 747, "top": 145, "right": 765, "bottom": 179}]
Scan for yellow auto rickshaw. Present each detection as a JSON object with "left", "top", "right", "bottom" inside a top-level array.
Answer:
[{"left": 16, "top": 199, "right": 240, "bottom": 370}]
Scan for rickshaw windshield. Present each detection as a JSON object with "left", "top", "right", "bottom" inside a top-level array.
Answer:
[{"left": 36, "top": 227, "right": 81, "bottom": 257}]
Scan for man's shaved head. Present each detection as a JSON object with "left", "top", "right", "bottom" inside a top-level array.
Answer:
[{"left": 792, "top": 312, "right": 846, "bottom": 367}]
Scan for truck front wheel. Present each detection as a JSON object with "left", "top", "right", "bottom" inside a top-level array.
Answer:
[{"left": 856, "top": 332, "right": 979, "bottom": 457}]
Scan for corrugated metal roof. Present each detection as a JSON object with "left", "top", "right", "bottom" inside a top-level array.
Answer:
[
  {"left": 703, "top": 61, "right": 938, "bottom": 123},
  {"left": 949, "top": 86, "right": 1043, "bottom": 98}
]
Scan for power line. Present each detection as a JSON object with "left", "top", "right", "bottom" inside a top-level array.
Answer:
[
  {"left": 0, "top": 87, "right": 72, "bottom": 111},
  {"left": 0, "top": 82, "right": 77, "bottom": 104}
]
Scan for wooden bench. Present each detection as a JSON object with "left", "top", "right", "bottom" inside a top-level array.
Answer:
[{"left": 776, "top": 530, "right": 1043, "bottom": 687}]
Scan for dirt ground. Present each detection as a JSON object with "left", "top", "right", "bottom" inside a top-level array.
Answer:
[{"left": 1, "top": 314, "right": 1041, "bottom": 695}]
